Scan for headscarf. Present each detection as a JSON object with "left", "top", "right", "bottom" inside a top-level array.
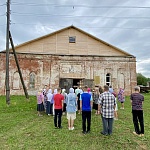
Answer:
[
  {"left": 87, "top": 88, "right": 91, "bottom": 93},
  {"left": 47, "top": 89, "right": 52, "bottom": 94},
  {"left": 69, "top": 88, "right": 74, "bottom": 93},
  {"left": 54, "top": 89, "right": 57, "bottom": 94},
  {"left": 62, "top": 89, "right": 66, "bottom": 94}
]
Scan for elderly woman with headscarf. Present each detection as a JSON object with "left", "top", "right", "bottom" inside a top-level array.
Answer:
[
  {"left": 118, "top": 88, "right": 125, "bottom": 109},
  {"left": 66, "top": 88, "right": 77, "bottom": 130},
  {"left": 46, "top": 89, "right": 53, "bottom": 115},
  {"left": 62, "top": 89, "right": 67, "bottom": 115}
]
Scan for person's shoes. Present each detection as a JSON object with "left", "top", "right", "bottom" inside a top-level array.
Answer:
[
  {"left": 140, "top": 134, "right": 144, "bottom": 137},
  {"left": 68, "top": 127, "right": 71, "bottom": 130},
  {"left": 58, "top": 126, "right": 63, "bottom": 129},
  {"left": 55, "top": 126, "right": 58, "bottom": 129},
  {"left": 71, "top": 127, "right": 75, "bottom": 130},
  {"left": 48, "top": 114, "right": 50, "bottom": 116},
  {"left": 100, "top": 131, "right": 108, "bottom": 136},
  {"left": 133, "top": 131, "right": 140, "bottom": 136},
  {"left": 86, "top": 130, "right": 90, "bottom": 134},
  {"left": 82, "top": 131, "right": 86, "bottom": 134}
]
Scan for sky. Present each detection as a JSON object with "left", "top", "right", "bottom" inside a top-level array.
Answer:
[{"left": 0, "top": 0, "right": 150, "bottom": 78}]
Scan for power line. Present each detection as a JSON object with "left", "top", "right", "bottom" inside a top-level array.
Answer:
[
  {"left": 11, "top": 12, "right": 150, "bottom": 19},
  {"left": 11, "top": 2, "right": 150, "bottom": 9},
  {"left": 10, "top": 22, "right": 150, "bottom": 30}
]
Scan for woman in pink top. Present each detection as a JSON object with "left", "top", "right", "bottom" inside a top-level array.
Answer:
[{"left": 37, "top": 89, "right": 45, "bottom": 116}]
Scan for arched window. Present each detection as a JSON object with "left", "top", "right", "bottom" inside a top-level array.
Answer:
[
  {"left": 29, "top": 72, "right": 35, "bottom": 89},
  {"left": 106, "top": 73, "right": 111, "bottom": 86},
  {"left": 118, "top": 73, "right": 125, "bottom": 89},
  {"left": 13, "top": 72, "right": 20, "bottom": 89}
]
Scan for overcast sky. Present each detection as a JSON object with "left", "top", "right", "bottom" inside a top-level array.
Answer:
[{"left": 0, "top": 0, "right": 150, "bottom": 77}]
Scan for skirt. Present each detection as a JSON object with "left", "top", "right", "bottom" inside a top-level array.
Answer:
[{"left": 37, "top": 103, "right": 45, "bottom": 112}]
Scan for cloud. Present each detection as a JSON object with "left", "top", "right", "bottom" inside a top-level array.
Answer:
[{"left": 0, "top": 0, "right": 150, "bottom": 77}]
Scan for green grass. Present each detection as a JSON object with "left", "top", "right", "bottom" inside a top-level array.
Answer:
[{"left": 0, "top": 94, "right": 150, "bottom": 150}]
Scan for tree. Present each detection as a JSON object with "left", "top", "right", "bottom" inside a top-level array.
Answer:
[{"left": 137, "top": 73, "right": 149, "bottom": 86}]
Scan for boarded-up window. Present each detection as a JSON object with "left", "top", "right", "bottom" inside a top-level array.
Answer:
[
  {"left": 106, "top": 73, "right": 111, "bottom": 86},
  {"left": 29, "top": 72, "right": 35, "bottom": 89},
  {"left": 13, "top": 72, "right": 20, "bottom": 89},
  {"left": 118, "top": 73, "right": 125, "bottom": 89}
]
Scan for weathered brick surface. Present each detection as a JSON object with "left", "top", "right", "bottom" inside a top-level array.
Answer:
[{"left": 0, "top": 53, "right": 136, "bottom": 95}]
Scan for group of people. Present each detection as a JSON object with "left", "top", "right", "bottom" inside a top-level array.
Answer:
[{"left": 36, "top": 84, "right": 144, "bottom": 136}]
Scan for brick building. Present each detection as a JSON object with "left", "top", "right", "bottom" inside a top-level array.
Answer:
[{"left": 0, "top": 26, "right": 136, "bottom": 95}]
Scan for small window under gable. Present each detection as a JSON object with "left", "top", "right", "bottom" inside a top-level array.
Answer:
[{"left": 69, "top": 36, "right": 76, "bottom": 43}]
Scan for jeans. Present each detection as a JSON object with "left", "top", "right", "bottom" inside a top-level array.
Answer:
[
  {"left": 132, "top": 110, "right": 144, "bottom": 134},
  {"left": 54, "top": 109, "right": 62, "bottom": 128},
  {"left": 82, "top": 111, "right": 91, "bottom": 132},
  {"left": 101, "top": 116, "right": 113, "bottom": 135}
]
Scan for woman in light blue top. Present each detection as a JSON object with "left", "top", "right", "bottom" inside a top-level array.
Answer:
[{"left": 66, "top": 88, "right": 77, "bottom": 130}]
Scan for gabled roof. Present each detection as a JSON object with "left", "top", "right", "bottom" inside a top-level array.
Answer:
[{"left": 1, "top": 25, "right": 134, "bottom": 57}]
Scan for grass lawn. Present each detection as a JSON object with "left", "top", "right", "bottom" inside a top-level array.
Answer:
[{"left": 0, "top": 93, "right": 150, "bottom": 150}]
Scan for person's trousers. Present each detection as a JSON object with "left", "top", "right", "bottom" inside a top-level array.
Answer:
[
  {"left": 50, "top": 103, "right": 53, "bottom": 115},
  {"left": 82, "top": 111, "right": 91, "bottom": 132},
  {"left": 46, "top": 101, "right": 51, "bottom": 115},
  {"left": 54, "top": 109, "right": 62, "bottom": 128},
  {"left": 132, "top": 110, "right": 144, "bottom": 134},
  {"left": 101, "top": 116, "right": 113, "bottom": 135}
]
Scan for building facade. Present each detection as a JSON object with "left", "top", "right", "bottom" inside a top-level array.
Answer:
[{"left": 0, "top": 26, "right": 136, "bottom": 95}]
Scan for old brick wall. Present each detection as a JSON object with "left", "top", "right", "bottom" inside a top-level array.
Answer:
[{"left": 0, "top": 52, "right": 136, "bottom": 95}]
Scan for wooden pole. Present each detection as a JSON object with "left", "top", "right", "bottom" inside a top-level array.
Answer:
[
  {"left": 5, "top": 0, "right": 10, "bottom": 105},
  {"left": 9, "top": 31, "right": 29, "bottom": 99}
]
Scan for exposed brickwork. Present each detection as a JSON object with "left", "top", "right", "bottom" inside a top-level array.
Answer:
[{"left": 0, "top": 52, "right": 136, "bottom": 95}]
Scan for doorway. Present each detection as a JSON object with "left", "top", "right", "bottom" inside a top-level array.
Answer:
[
  {"left": 59, "top": 78, "right": 93, "bottom": 93},
  {"left": 73, "top": 79, "right": 81, "bottom": 89}
]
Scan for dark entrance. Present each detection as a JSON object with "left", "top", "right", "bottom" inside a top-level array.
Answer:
[
  {"left": 59, "top": 78, "right": 93, "bottom": 93},
  {"left": 73, "top": 79, "right": 81, "bottom": 89}
]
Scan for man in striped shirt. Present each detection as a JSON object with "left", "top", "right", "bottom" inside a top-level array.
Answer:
[
  {"left": 98, "top": 85, "right": 116, "bottom": 135},
  {"left": 130, "top": 86, "right": 144, "bottom": 136}
]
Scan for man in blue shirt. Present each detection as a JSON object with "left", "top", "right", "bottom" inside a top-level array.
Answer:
[{"left": 80, "top": 85, "right": 93, "bottom": 134}]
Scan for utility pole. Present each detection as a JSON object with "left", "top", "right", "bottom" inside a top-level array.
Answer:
[
  {"left": 9, "top": 31, "right": 29, "bottom": 99},
  {"left": 6, "top": 0, "right": 10, "bottom": 105}
]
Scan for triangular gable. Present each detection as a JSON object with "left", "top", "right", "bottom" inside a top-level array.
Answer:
[{"left": 4, "top": 25, "right": 134, "bottom": 57}]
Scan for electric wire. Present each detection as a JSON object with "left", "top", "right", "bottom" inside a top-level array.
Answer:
[
  {"left": 8, "top": 22, "right": 150, "bottom": 30},
  {"left": 10, "top": 2, "right": 150, "bottom": 9},
  {"left": 11, "top": 12, "right": 150, "bottom": 19}
]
